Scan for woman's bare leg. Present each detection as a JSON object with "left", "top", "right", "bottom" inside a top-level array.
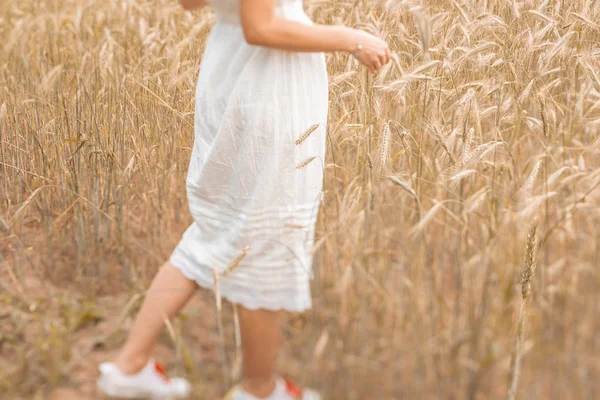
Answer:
[
  {"left": 114, "top": 262, "right": 198, "bottom": 374},
  {"left": 239, "top": 307, "right": 283, "bottom": 398},
  {"left": 111, "top": 262, "right": 283, "bottom": 397}
]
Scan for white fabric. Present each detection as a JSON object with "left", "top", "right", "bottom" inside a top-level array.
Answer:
[
  {"left": 230, "top": 378, "right": 321, "bottom": 400},
  {"left": 170, "top": 0, "right": 328, "bottom": 312},
  {"left": 97, "top": 360, "right": 191, "bottom": 399}
]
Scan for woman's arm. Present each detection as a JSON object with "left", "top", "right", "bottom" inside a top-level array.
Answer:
[
  {"left": 241, "top": 0, "right": 390, "bottom": 73},
  {"left": 178, "top": 0, "right": 208, "bottom": 11}
]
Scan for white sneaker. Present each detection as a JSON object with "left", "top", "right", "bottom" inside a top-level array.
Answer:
[
  {"left": 97, "top": 359, "right": 191, "bottom": 399},
  {"left": 223, "top": 377, "right": 320, "bottom": 400}
]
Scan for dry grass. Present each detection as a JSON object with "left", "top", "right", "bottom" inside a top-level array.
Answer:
[{"left": 2, "top": 0, "right": 600, "bottom": 398}]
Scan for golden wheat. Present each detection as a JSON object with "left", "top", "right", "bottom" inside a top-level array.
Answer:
[
  {"left": 506, "top": 220, "right": 539, "bottom": 400},
  {"left": 1, "top": 0, "right": 600, "bottom": 398},
  {"left": 295, "top": 124, "right": 319, "bottom": 146}
]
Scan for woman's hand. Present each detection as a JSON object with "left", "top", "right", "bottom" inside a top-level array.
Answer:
[
  {"left": 178, "top": 0, "right": 207, "bottom": 11},
  {"left": 352, "top": 30, "right": 391, "bottom": 74},
  {"left": 239, "top": 0, "right": 391, "bottom": 72}
]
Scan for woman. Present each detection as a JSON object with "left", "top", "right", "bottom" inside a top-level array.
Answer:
[{"left": 97, "top": 0, "right": 390, "bottom": 399}]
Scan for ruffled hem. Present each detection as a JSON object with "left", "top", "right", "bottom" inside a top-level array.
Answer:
[{"left": 169, "top": 252, "right": 313, "bottom": 313}]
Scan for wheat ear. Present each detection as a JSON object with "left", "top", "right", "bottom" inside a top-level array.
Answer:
[
  {"left": 506, "top": 220, "right": 539, "bottom": 400},
  {"left": 296, "top": 124, "right": 319, "bottom": 145}
]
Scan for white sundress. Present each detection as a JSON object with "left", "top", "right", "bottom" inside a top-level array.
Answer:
[{"left": 170, "top": 0, "right": 329, "bottom": 311}]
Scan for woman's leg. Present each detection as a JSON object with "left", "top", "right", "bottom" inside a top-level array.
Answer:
[
  {"left": 239, "top": 307, "right": 283, "bottom": 398},
  {"left": 114, "top": 262, "right": 198, "bottom": 374}
]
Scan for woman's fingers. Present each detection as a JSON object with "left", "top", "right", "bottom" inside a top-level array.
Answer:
[
  {"left": 380, "top": 46, "right": 392, "bottom": 66},
  {"left": 384, "top": 48, "right": 391, "bottom": 64},
  {"left": 379, "top": 52, "right": 387, "bottom": 67},
  {"left": 358, "top": 54, "right": 380, "bottom": 74}
]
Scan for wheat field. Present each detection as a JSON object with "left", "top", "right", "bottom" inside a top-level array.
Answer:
[{"left": 1, "top": 0, "right": 600, "bottom": 399}]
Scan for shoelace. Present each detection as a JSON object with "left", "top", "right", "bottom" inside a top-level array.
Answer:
[
  {"left": 284, "top": 379, "right": 302, "bottom": 398},
  {"left": 154, "top": 362, "right": 171, "bottom": 382}
]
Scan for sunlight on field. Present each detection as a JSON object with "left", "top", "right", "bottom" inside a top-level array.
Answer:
[{"left": 1, "top": 0, "right": 599, "bottom": 398}]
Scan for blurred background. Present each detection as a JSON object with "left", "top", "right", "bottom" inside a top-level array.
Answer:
[{"left": 1, "top": 0, "right": 599, "bottom": 398}]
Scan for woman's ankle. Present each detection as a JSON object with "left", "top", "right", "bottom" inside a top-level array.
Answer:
[
  {"left": 242, "top": 377, "right": 277, "bottom": 399},
  {"left": 114, "top": 352, "right": 151, "bottom": 375}
]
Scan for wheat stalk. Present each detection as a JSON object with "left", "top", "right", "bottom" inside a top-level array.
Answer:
[
  {"left": 387, "top": 175, "right": 422, "bottom": 219},
  {"left": 296, "top": 156, "right": 316, "bottom": 169},
  {"left": 221, "top": 245, "right": 250, "bottom": 277},
  {"left": 539, "top": 94, "right": 549, "bottom": 138},
  {"left": 522, "top": 159, "right": 544, "bottom": 195},
  {"left": 213, "top": 270, "right": 231, "bottom": 385},
  {"left": 506, "top": 220, "right": 539, "bottom": 400},
  {"left": 295, "top": 124, "right": 319, "bottom": 145},
  {"left": 380, "top": 123, "right": 391, "bottom": 169}
]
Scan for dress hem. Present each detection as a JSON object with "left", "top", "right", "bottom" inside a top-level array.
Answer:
[{"left": 169, "top": 254, "right": 313, "bottom": 313}]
